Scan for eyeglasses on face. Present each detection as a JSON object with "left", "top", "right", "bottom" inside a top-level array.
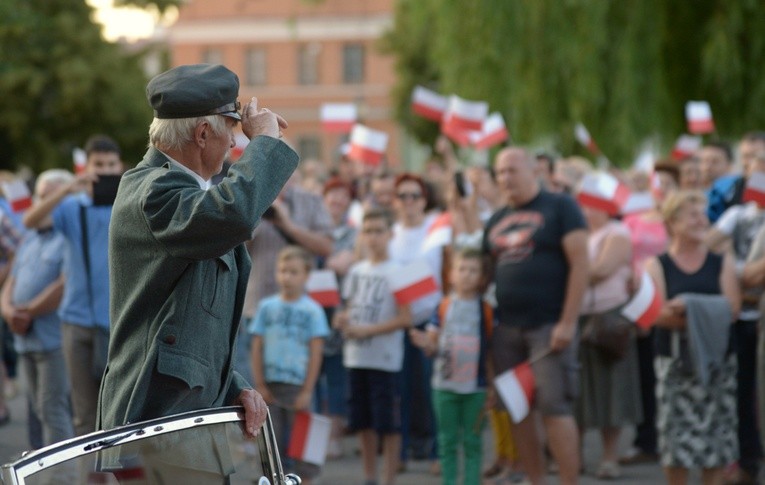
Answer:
[{"left": 396, "top": 192, "right": 422, "bottom": 201}]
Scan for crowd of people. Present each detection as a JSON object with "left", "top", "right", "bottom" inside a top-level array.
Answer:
[{"left": 1, "top": 65, "right": 765, "bottom": 485}]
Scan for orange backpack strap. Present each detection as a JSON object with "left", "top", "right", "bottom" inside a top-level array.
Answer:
[
  {"left": 482, "top": 301, "right": 494, "bottom": 337},
  {"left": 437, "top": 297, "right": 450, "bottom": 328}
]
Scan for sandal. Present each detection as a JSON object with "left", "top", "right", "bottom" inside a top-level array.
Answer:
[{"left": 596, "top": 461, "right": 621, "bottom": 480}]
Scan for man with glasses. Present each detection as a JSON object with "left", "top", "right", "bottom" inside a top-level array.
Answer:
[{"left": 97, "top": 64, "right": 298, "bottom": 450}]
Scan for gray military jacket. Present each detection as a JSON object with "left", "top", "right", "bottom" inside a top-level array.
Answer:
[{"left": 97, "top": 136, "right": 298, "bottom": 430}]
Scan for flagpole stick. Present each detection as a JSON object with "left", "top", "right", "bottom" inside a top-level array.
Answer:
[{"left": 528, "top": 348, "right": 553, "bottom": 366}]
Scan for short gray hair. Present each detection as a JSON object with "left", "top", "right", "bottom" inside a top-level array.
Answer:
[
  {"left": 35, "top": 169, "right": 74, "bottom": 195},
  {"left": 148, "top": 115, "right": 228, "bottom": 152}
]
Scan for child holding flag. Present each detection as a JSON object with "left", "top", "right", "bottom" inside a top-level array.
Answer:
[
  {"left": 334, "top": 208, "right": 412, "bottom": 485},
  {"left": 249, "top": 246, "right": 330, "bottom": 484},
  {"left": 409, "top": 248, "right": 494, "bottom": 485}
]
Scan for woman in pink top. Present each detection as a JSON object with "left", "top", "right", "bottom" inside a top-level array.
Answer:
[
  {"left": 620, "top": 179, "right": 671, "bottom": 466},
  {"left": 577, "top": 204, "right": 643, "bottom": 479}
]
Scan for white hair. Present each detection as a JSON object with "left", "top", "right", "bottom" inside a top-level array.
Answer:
[
  {"left": 35, "top": 169, "right": 74, "bottom": 196},
  {"left": 148, "top": 115, "right": 229, "bottom": 152}
]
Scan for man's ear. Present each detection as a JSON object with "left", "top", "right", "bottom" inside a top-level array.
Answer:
[{"left": 195, "top": 121, "right": 209, "bottom": 147}]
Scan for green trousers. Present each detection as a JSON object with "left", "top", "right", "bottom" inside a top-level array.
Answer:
[{"left": 432, "top": 389, "right": 486, "bottom": 485}]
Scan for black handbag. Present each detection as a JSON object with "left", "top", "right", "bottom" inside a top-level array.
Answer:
[{"left": 580, "top": 307, "right": 633, "bottom": 361}]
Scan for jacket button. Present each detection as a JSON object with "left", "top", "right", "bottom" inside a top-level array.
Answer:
[{"left": 163, "top": 335, "right": 176, "bottom": 345}]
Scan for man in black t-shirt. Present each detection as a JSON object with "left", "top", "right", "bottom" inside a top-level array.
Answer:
[{"left": 483, "top": 147, "right": 588, "bottom": 485}]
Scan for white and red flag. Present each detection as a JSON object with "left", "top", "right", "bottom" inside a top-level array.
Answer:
[
  {"left": 443, "top": 95, "right": 488, "bottom": 131},
  {"left": 347, "top": 124, "right": 388, "bottom": 167},
  {"left": 320, "top": 103, "right": 358, "bottom": 133},
  {"left": 494, "top": 361, "right": 535, "bottom": 423},
  {"left": 621, "top": 192, "right": 655, "bottom": 215},
  {"left": 471, "top": 112, "right": 509, "bottom": 149},
  {"left": 621, "top": 271, "right": 663, "bottom": 329},
  {"left": 229, "top": 133, "right": 249, "bottom": 161},
  {"left": 575, "top": 123, "right": 599, "bottom": 154},
  {"left": 73, "top": 148, "right": 87, "bottom": 175},
  {"left": 306, "top": 269, "right": 341, "bottom": 308},
  {"left": 671, "top": 134, "right": 702, "bottom": 161},
  {"left": 440, "top": 113, "right": 474, "bottom": 147},
  {"left": 411, "top": 86, "right": 448, "bottom": 122},
  {"left": 743, "top": 171, "right": 765, "bottom": 208},
  {"left": 422, "top": 212, "right": 452, "bottom": 252},
  {"left": 685, "top": 101, "right": 715, "bottom": 134},
  {"left": 1, "top": 179, "right": 32, "bottom": 213},
  {"left": 287, "top": 411, "right": 332, "bottom": 466},
  {"left": 576, "top": 172, "right": 631, "bottom": 216},
  {"left": 388, "top": 260, "right": 439, "bottom": 306}
]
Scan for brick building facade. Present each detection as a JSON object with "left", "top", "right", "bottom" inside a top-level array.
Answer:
[{"left": 168, "top": 0, "right": 402, "bottom": 169}]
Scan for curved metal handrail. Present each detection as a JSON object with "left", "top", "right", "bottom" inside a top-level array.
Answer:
[{"left": 1, "top": 406, "right": 300, "bottom": 485}]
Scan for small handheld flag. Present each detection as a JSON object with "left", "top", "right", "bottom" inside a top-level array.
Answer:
[
  {"left": 494, "top": 361, "right": 535, "bottom": 423},
  {"left": 388, "top": 260, "right": 439, "bottom": 306},
  {"left": 306, "top": 270, "right": 341, "bottom": 308},
  {"left": 1, "top": 180, "right": 32, "bottom": 213},
  {"left": 621, "top": 271, "right": 663, "bottom": 329},
  {"left": 411, "top": 86, "right": 448, "bottom": 122},
  {"left": 320, "top": 103, "right": 357, "bottom": 133},
  {"left": 685, "top": 101, "right": 715, "bottom": 135},
  {"left": 347, "top": 124, "right": 388, "bottom": 167}
]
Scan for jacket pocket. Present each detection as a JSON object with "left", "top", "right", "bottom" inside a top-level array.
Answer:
[
  {"left": 156, "top": 346, "right": 212, "bottom": 390},
  {"left": 200, "top": 251, "right": 236, "bottom": 318}
]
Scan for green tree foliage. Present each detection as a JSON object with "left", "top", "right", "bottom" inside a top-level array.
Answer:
[
  {"left": 384, "top": 0, "right": 765, "bottom": 166},
  {"left": 0, "top": 0, "right": 157, "bottom": 172}
]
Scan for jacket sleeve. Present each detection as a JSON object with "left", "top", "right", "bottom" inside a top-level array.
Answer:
[
  {"left": 225, "top": 370, "right": 253, "bottom": 405},
  {"left": 143, "top": 136, "right": 299, "bottom": 261}
]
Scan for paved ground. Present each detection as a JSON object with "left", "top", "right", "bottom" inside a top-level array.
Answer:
[{"left": 0, "top": 387, "right": 667, "bottom": 484}]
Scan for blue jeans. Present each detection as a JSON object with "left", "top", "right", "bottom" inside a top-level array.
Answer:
[
  {"left": 21, "top": 349, "right": 74, "bottom": 446},
  {"left": 313, "top": 352, "right": 347, "bottom": 417}
]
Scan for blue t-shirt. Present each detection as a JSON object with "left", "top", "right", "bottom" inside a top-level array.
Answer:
[
  {"left": 12, "top": 229, "right": 66, "bottom": 353},
  {"left": 248, "top": 294, "right": 330, "bottom": 386},
  {"left": 52, "top": 193, "right": 112, "bottom": 329}
]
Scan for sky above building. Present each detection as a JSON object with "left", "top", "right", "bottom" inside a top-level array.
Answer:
[{"left": 87, "top": 0, "right": 177, "bottom": 42}]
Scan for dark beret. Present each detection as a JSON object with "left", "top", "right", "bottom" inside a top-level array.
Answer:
[{"left": 146, "top": 64, "right": 241, "bottom": 120}]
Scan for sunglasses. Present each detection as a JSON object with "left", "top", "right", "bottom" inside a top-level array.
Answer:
[{"left": 396, "top": 192, "right": 423, "bottom": 201}]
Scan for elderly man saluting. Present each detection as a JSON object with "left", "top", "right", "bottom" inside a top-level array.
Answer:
[{"left": 97, "top": 64, "right": 298, "bottom": 444}]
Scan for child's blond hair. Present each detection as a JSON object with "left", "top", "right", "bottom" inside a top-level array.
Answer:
[{"left": 277, "top": 245, "right": 313, "bottom": 272}]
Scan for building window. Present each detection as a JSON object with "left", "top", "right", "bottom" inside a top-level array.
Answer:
[
  {"left": 298, "top": 44, "right": 320, "bottom": 85},
  {"left": 245, "top": 47, "right": 267, "bottom": 86},
  {"left": 297, "top": 136, "right": 322, "bottom": 160},
  {"left": 202, "top": 48, "right": 223, "bottom": 65},
  {"left": 342, "top": 44, "right": 365, "bottom": 84}
]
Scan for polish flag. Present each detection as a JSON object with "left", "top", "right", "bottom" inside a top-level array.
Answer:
[
  {"left": 685, "top": 101, "right": 715, "bottom": 134},
  {"left": 306, "top": 269, "right": 341, "bottom": 307},
  {"left": 441, "top": 113, "right": 475, "bottom": 147},
  {"left": 1, "top": 180, "right": 32, "bottom": 213},
  {"left": 347, "top": 124, "right": 388, "bottom": 167},
  {"left": 287, "top": 411, "right": 332, "bottom": 466},
  {"left": 494, "top": 361, "right": 535, "bottom": 423},
  {"left": 576, "top": 172, "right": 631, "bottom": 216},
  {"left": 743, "top": 172, "right": 765, "bottom": 208},
  {"left": 471, "top": 112, "right": 509, "bottom": 149},
  {"left": 444, "top": 95, "right": 488, "bottom": 131},
  {"left": 575, "top": 123, "right": 599, "bottom": 154},
  {"left": 73, "top": 148, "right": 87, "bottom": 175},
  {"left": 229, "top": 133, "right": 249, "bottom": 161},
  {"left": 388, "top": 260, "right": 439, "bottom": 306},
  {"left": 621, "top": 271, "right": 663, "bottom": 329},
  {"left": 320, "top": 103, "right": 357, "bottom": 133},
  {"left": 411, "top": 86, "right": 448, "bottom": 122},
  {"left": 422, "top": 212, "right": 452, "bottom": 252},
  {"left": 671, "top": 134, "right": 702, "bottom": 161},
  {"left": 621, "top": 192, "right": 655, "bottom": 215}
]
